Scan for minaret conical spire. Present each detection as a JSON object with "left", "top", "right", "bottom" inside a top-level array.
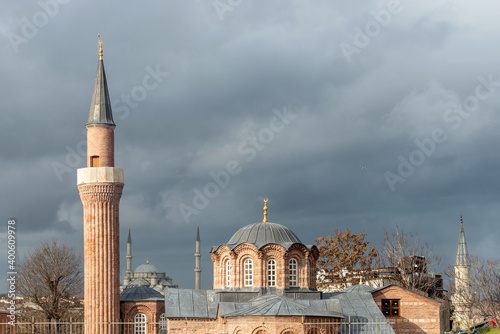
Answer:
[
  {"left": 196, "top": 221, "right": 200, "bottom": 242},
  {"left": 455, "top": 213, "right": 470, "bottom": 267},
  {"left": 87, "top": 39, "right": 115, "bottom": 128}
]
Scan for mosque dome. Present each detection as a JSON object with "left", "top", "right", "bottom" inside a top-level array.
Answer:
[
  {"left": 135, "top": 260, "right": 159, "bottom": 274},
  {"left": 225, "top": 221, "right": 302, "bottom": 250},
  {"left": 120, "top": 286, "right": 164, "bottom": 302}
]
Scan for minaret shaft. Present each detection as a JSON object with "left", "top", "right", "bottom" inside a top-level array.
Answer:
[
  {"left": 126, "top": 227, "right": 132, "bottom": 277},
  {"left": 126, "top": 245, "right": 132, "bottom": 276},
  {"left": 195, "top": 223, "right": 201, "bottom": 290},
  {"left": 79, "top": 184, "right": 122, "bottom": 333}
]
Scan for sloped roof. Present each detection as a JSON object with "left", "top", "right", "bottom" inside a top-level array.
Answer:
[
  {"left": 220, "top": 294, "right": 343, "bottom": 318},
  {"left": 165, "top": 289, "right": 219, "bottom": 319},
  {"left": 165, "top": 285, "right": 396, "bottom": 334},
  {"left": 120, "top": 286, "right": 164, "bottom": 302},
  {"left": 325, "top": 285, "right": 395, "bottom": 334},
  {"left": 164, "top": 289, "right": 344, "bottom": 320}
]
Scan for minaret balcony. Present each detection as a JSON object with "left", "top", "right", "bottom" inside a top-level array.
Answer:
[{"left": 77, "top": 167, "right": 124, "bottom": 185}]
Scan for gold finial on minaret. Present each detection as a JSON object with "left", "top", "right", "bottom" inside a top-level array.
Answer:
[
  {"left": 146, "top": 257, "right": 149, "bottom": 264},
  {"left": 98, "top": 34, "right": 103, "bottom": 60},
  {"left": 263, "top": 199, "right": 268, "bottom": 223}
]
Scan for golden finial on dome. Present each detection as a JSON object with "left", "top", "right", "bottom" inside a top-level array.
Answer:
[
  {"left": 98, "top": 34, "right": 103, "bottom": 60},
  {"left": 263, "top": 198, "right": 268, "bottom": 223},
  {"left": 146, "top": 257, "right": 149, "bottom": 264}
]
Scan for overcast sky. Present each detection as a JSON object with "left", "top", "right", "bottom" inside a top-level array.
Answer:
[{"left": 1, "top": 0, "right": 499, "bottom": 293}]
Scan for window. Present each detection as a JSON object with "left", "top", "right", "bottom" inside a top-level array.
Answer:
[
  {"left": 134, "top": 313, "right": 147, "bottom": 334},
  {"left": 159, "top": 313, "right": 167, "bottom": 333},
  {"left": 267, "top": 259, "right": 276, "bottom": 287},
  {"left": 289, "top": 258, "right": 298, "bottom": 287},
  {"left": 244, "top": 258, "right": 253, "bottom": 286},
  {"left": 382, "top": 299, "right": 400, "bottom": 317},
  {"left": 91, "top": 156, "right": 99, "bottom": 167},
  {"left": 226, "top": 259, "right": 231, "bottom": 287}
]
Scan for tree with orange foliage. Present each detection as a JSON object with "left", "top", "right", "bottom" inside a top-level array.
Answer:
[{"left": 316, "top": 229, "right": 378, "bottom": 290}]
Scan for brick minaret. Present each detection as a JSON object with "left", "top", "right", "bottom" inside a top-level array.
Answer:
[
  {"left": 194, "top": 222, "right": 201, "bottom": 290},
  {"left": 77, "top": 40, "right": 123, "bottom": 334}
]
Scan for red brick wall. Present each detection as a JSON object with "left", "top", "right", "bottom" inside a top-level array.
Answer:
[
  {"left": 167, "top": 316, "right": 342, "bottom": 334},
  {"left": 0, "top": 312, "right": 16, "bottom": 334},
  {"left": 372, "top": 286, "right": 443, "bottom": 334},
  {"left": 120, "top": 301, "right": 165, "bottom": 334},
  {"left": 211, "top": 243, "right": 317, "bottom": 290},
  {"left": 87, "top": 127, "right": 114, "bottom": 167}
]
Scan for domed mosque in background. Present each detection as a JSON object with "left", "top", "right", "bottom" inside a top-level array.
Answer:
[{"left": 121, "top": 227, "right": 178, "bottom": 293}]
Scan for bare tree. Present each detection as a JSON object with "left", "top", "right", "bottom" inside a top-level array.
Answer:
[
  {"left": 316, "top": 229, "right": 378, "bottom": 290},
  {"left": 446, "top": 255, "right": 500, "bottom": 330},
  {"left": 17, "top": 240, "right": 83, "bottom": 322},
  {"left": 379, "top": 226, "right": 442, "bottom": 297}
]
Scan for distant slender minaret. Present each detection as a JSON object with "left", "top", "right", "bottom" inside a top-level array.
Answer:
[
  {"left": 126, "top": 225, "right": 133, "bottom": 277},
  {"left": 77, "top": 39, "right": 123, "bottom": 334},
  {"left": 453, "top": 213, "right": 471, "bottom": 329},
  {"left": 195, "top": 222, "right": 202, "bottom": 290}
]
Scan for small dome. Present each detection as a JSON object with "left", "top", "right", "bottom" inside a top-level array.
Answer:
[
  {"left": 225, "top": 222, "right": 302, "bottom": 250},
  {"left": 120, "top": 286, "right": 164, "bottom": 302},
  {"left": 130, "top": 278, "right": 149, "bottom": 286},
  {"left": 135, "top": 263, "right": 159, "bottom": 273}
]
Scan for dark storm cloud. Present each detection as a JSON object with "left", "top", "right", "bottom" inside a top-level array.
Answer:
[{"left": 1, "top": 0, "right": 499, "bottom": 292}]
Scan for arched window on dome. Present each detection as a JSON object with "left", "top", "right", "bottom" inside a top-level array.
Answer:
[
  {"left": 289, "top": 258, "right": 298, "bottom": 287},
  {"left": 243, "top": 258, "right": 253, "bottom": 286},
  {"left": 225, "top": 259, "right": 231, "bottom": 287},
  {"left": 267, "top": 259, "right": 276, "bottom": 287},
  {"left": 134, "top": 313, "right": 147, "bottom": 334}
]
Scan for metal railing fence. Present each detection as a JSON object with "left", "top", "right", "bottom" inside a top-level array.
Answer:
[{"left": 0, "top": 316, "right": 396, "bottom": 334}]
